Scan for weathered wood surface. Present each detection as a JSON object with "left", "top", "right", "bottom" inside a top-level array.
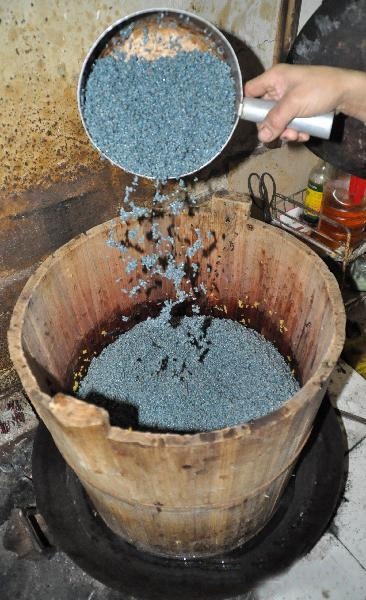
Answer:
[{"left": 8, "top": 191, "right": 345, "bottom": 557}]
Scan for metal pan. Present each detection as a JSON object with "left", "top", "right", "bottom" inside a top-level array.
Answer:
[{"left": 78, "top": 8, "right": 334, "bottom": 179}]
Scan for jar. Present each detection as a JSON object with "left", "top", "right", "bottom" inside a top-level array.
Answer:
[{"left": 317, "top": 174, "right": 366, "bottom": 250}]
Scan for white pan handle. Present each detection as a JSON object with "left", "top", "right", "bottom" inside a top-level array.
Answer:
[{"left": 241, "top": 98, "right": 334, "bottom": 140}]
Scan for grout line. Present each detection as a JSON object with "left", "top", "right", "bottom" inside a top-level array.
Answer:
[
  {"left": 345, "top": 434, "right": 366, "bottom": 456},
  {"left": 339, "top": 410, "right": 366, "bottom": 426},
  {"left": 330, "top": 531, "right": 366, "bottom": 572}
]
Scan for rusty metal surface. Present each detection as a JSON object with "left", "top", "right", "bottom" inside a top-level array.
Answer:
[
  {"left": 289, "top": 0, "right": 366, "bottom": 177},
  {"left": 0, "top": 2, "right": 107, "bottom": 195},
  {"left": 0, "top": 0, "right": 279, "bottom": 195},
  {"left": 0, "top": 0, "right": 282, "bottom": 401}
]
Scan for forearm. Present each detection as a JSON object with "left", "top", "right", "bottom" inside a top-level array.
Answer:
[{"left": 338, "top": 69, "right": 366, "bottom": 122}]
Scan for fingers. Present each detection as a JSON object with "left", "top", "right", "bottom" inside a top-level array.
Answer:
[
  {"left": 297, "top": 132, "right": 310, "bottom": 142},
  {"left": 244, "top": 70, "right": 277, "bottom": 99},
  {"left": 245, "top": 64, "right": 293, "bottom": 99},
  {"left": 257, "top": 92, "right": 300, "bottom": 142},
  {"left": 257, "top": 126, "right": 310, "bottom": 144},
  {"left": 280, "top": 128, "right": 300, "bottom": 142},
  {"left": 279, "top": 129, "right": 310, "bottom": 143},
  {"left": 246, "top": 64, "right": 321, "bottom": 143}
]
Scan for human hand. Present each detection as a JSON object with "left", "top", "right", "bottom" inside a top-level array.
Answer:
[{"left": 244, "top": 64, "right": 365, "bottom": 143}]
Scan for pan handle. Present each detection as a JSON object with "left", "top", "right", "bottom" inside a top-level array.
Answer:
[{"left": 241, "top": 98, "right": 334, "bottom": 140}]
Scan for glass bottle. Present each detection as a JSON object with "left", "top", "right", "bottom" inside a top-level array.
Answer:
[{"left": 303, "top": 161, "right": 333, "bottom": 224}]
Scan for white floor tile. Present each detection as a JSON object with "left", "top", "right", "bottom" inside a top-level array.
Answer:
[
  {"left": 339, "top": 415, "right": 366, "bottom": 450},
  {"left": 255, "top": 362, "right": 366, "bottom": 600},
  {"left": 256, "top": 532, "right": 366, "bottom": 600},
  {"left": 333, "top": 437, "right": 366, "bottom": 569},
  {"left": 328, "top": 360, "right": 366, "bottom": 419}
]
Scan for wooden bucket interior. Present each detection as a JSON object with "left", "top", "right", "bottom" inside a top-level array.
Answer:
[{"left": 20, "top": 196, "right": 340, "bottom": 400}]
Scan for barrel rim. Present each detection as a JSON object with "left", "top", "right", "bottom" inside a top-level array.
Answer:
[{"left": 8, "top": 211, "right": 345, "bottom": 447}]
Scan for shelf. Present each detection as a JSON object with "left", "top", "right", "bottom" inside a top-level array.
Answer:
[{"left": 270, "top": 189, "right": 366, "bottom": 269}]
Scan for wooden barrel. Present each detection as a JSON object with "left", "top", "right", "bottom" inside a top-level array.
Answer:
[{"left": 8, "top": 191, "right": 345, "bottom": 558}]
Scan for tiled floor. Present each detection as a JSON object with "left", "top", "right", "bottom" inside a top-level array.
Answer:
[{"left": 257, "top": 359, "right": 366, "bottom": 600}]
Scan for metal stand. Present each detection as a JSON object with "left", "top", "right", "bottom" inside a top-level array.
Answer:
[
  {"left": 248, "top": 172, "right": 366, "bottom": 277},
  {"left": 271, "top": 189, "right": 366, "bottom": 268}
]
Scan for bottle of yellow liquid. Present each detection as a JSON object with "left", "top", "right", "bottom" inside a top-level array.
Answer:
[{"left": 303, "top": 161, "right": 332, "bottom": 224}]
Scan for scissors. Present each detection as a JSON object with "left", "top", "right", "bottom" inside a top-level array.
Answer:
[{"left": 248, "top": 172, "right": 276, "bottom": 224}]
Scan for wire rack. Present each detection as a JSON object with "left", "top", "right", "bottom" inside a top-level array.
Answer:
[{"left": 270, "top": 189, "right": 366, "bottom": 272}]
